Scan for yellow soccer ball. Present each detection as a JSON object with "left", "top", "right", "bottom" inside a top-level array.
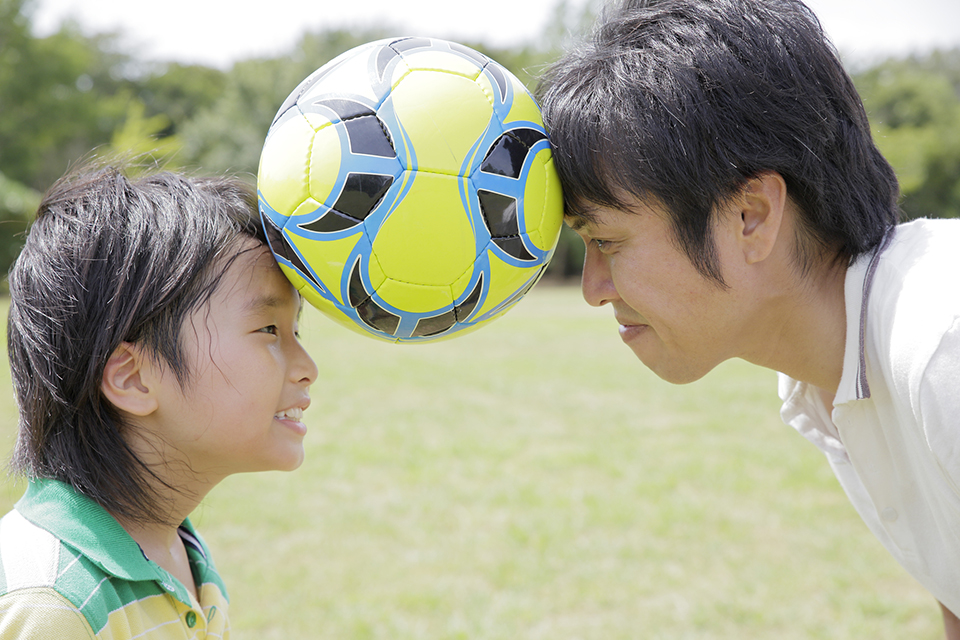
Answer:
[{"left": 257, "top": 37, "right": 563, "bottom": 342}]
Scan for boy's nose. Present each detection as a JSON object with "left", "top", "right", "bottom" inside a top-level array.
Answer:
[{"left": 291, "top": 342, "right": 318, "bottom": 386}]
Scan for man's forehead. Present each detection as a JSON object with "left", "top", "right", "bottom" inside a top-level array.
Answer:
[
  {"left": 563, "top": 201, "right": 610, "bottom": 231},
  {"left": 563, "top": 202, "right": 631, "bottom": 233},
  {"left": 564, "top": 214, "right": 591, "bottom": 232},
  {"left": 567, "top": 193, "right": 668, "bottom": 230}
]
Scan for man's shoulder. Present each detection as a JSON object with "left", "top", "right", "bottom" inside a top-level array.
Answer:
[
  {"left": 859, "top": 218, "right": 960, "bottom": 401},
  {"left": 886, "top": 218, "right": 960, "bottom": 271},
  {"left": 864, "top": 219, "right": 960, "bottom": 341}
]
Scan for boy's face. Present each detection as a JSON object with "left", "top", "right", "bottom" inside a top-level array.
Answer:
[
  {"left": 569, "top": 197, "right": 755, "bottom": 384},
  {"left": 146, "top": 241, "right": 318, "bottom": 483}
]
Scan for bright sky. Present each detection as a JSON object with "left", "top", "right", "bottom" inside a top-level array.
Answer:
[{"left": 30, "top": 0, "right": 960, "bottom": 70}]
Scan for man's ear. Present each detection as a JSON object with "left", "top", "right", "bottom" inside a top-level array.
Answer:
[
  {"left": 737, "top": 172, "right": 788, "bottom": 265},
  {"left": 101, "top": 342, "right": 159, "bottom": 417}
]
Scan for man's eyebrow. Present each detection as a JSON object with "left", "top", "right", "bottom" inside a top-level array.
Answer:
[
  {"left": 566, "top": 213, "right": 604, "bottom": 233},
  {"left": 564, "top": 203, "right": 604, "bottom": 232}
]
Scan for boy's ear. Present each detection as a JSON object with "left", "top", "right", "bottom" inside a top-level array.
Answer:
[
  {"left": 101, "top": 342, "right": 159, "bottom": 417},
  {"left": 736, "top": 172, "right": 788, "bottom": 265}
]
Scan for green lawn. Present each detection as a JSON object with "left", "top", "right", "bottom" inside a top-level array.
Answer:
[{"left": 0, "top": 287, "right": 942, "bottom": 638}]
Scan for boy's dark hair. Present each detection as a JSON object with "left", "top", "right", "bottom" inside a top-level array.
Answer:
[
  {"left": 6, "top": 161, "right": 267, "bottom": 524},
  {"left": 537, "top": 0, "right": 901, "bottom": 284}
]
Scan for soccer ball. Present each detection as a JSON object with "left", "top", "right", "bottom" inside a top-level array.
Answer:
[{"left": 257, "top": 37, "right": 563, "bottom": 343}]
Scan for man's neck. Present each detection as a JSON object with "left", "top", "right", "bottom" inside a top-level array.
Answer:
[{"left": 744, "top": 258, "right": 848, "bottom": 393}]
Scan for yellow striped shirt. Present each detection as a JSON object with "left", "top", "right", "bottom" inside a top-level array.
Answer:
[{"left": 0, "top": 479, "right": 229, "bottom": 639}]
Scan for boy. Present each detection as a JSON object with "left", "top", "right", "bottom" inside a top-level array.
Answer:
[
  {"left": 537, "top": 0, "right": 960, "bottom": 635},
  {"left": 1, "top": 162, "right": 318, "bottom": 638}
]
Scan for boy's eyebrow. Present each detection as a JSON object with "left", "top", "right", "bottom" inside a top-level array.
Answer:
[
  {"left": 243, "top": 294, "right": 287, "bottom": 313},
  {"left": 244, "top": 292, "right": 306, "bottom": 320}
]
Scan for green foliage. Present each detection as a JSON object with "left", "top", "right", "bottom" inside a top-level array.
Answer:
[
  {"left": 0, "top": 0, "right": 131, "bottom": 190},
  {"left": 136, "top": 62, "right": 227, "bottom": 134},
  {"left": 855, "top": 50, "right": 960, "bottom": 219},
  {"left": 3, "top": 0, "right": 960, "bottom": 279},
  {"left": 0, "top": 172, "right": 38, "bottom": 289},
  {"left": 175, "top": 28, "right": 399, "bottom": 177},
  {"left": 177, "top": 57, "right": 292, "bottom": 176},
  {"left": 109, "top": 100, "right": 182, "bottom": 164}
]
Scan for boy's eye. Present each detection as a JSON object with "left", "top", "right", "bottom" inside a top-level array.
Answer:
[{"left": 259, "top": 325, "right": 278, "bottom": 335}]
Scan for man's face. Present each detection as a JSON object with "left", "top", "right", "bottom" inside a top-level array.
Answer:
[{"left": 569, "top": 197, "right": 753, "bottom": 384}]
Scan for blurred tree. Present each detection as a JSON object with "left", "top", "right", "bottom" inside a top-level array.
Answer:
[
  {"left": 16, "top": 0, "right": 959, "bottom": 284},
  {"left": 0, "top": 0, "right": 132, "bottom": 190},
  {"left": 0, "top": 170, "right": 39, "bottom": 291},
  {"left": 177, "top": 27, "right": 397, "bottom": 177},
  {"left": 177, "top": 56, "right": 304, "bottom": 177},
  {"left": 855, "top": 50, "right": 960, "bottom": 220},
  {"left": 109, "top": 99, "right": 183, "bottom": 165},
  {"left": 136, "top": 62, "right": 227, "bottom": 136}
]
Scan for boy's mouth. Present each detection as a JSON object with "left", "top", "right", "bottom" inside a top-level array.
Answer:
[{"left": 274, "top": 407, "right": 304, "bottom": 421}]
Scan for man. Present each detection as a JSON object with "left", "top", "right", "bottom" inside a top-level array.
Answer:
[{"left": 537, "top": 0, "right": 960, "bottom": 635}]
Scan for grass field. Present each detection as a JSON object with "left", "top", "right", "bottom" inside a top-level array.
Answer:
[{"left": 0, "top": 286, "right": 943, "bottom": 638}]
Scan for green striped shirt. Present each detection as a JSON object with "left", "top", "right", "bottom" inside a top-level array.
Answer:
[{"left": 0, "top": 479, "right": 229, "bottom": 639}]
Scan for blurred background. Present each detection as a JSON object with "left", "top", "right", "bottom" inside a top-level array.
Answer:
[{"left": 2, "top": 0, "right": 960, "bottom": 285}]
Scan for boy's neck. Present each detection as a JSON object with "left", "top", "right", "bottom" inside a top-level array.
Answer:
[
  {"left": 115, "top": 511, "right": 201, "bottom": 602},
  {"left": 110, "top": 482, "right": 211, "bottom": 602}
]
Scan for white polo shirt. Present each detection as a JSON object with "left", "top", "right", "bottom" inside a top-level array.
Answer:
[{"left": 779, "top": 218, "right": 960, "bottom": 614}]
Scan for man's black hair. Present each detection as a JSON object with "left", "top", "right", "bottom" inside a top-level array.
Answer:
[{"left": 538, "top": 0, "right": 901, "bottom": 283}]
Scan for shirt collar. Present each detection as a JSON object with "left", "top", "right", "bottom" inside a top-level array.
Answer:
[
  {"left": 835, "top": 228, "right": 897, "bottom": 404},
  {"left": 15, "top": 478, "right": 204, "bottom": 604}
]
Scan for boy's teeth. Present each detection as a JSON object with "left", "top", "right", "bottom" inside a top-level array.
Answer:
[{"left": 275, "top": 408, "right": 303, "bottom": 420}]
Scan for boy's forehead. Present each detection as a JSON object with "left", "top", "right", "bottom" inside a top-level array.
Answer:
[
  {"left": 246, "top": 248, "right": 302, "bottom": 311},
  {"left": 217, "top": 243, "right": 290, "bottom": 300}
]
